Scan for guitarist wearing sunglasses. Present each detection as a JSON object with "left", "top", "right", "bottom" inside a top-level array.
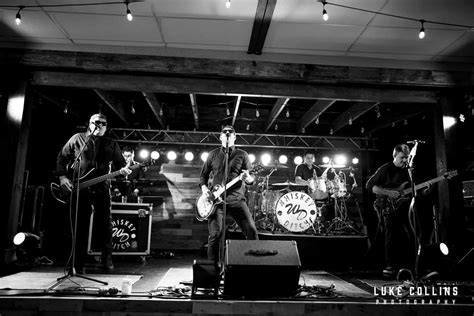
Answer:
[
  {"left": 199, "top": 125, "right": 259, "bottom": 264},
  {"left": 55, "top": 113, "right": 131, "bottom": 273},
  {"left": 366, "top": 144, "right": 432, "bottom": 278}
]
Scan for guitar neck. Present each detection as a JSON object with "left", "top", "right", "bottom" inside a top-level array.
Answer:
[
  {"left": 79, "top": 163, "right": 143, "bottom": 190},
  {"left": 401, "top": 175, "right": 446, "bottom": 196}
]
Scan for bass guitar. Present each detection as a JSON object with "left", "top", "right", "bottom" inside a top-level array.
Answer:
[
  {"left": 51, "top": 161, "right": 150, "bottom": 204},
  {"left": 374, "top": 170, "right": 457, "bottom": 214},
  {"left": 195, "top": 164, "right": 263, "bottom": 221}
]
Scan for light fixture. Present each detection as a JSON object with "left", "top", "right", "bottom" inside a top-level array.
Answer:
[
  {"left": 255, "top": 108, "right": 260, "bottom": 118},
  {"left": 226, "top": 105, "right": 230, "bottom": 116},
  {"left": 459, "top": 114, "right": 466, "bottom": 122},
  {"left": 391, "top": 121, "right": 395, "bottom": 127},
  {"left": 334, "top": 154, "right": 347, "bottom": 166},
  {"left": 322, "top": 1, "right": 329, "bottom": 21},
  {"left": 131, "top": 100, "right": 136, "bottom": 114},
  {"left": 302, "top": 127, "right": 305, "bottom": 133},
  {"left": 167, "top": 151, "right": 177, "bottom": 161},
  {"left": 274, "top": 123, "right": 278, "bottom": 131},
  {"left": 294, "top": 156, "right": 303, "bottom": 165},
  {"left": 246, "top": 123, "right": 250, "bottom": 131},
  {"left": 361, "top": 126, "right": 365, "bottom": 133},
  {"left": 15, "top": 6, "right": 24, "bottom": 26},
  {"left": 348, "top": 116, "right": 353, "bottom": 125},
  {"left": 286, "top": 108, "right": 290, "bottom": 118},
  {"left": 225, "top": 0, "right": 231, "bottom": 9},
  {"left": 63, "top": 100, "right": 69, "bottom": 114},
  {"left": 159, "top": 106, "right": 164, "bottom": 116},
  {"left": 13, "top": 232, "right": 40, "bottom": 246},
  {"left": 315, "top": 117, "right": 319, "bottom": 124},
  {"left": 125, "top": 1, "right": 133, "bottom": 21},
  {"left": 139, "top": 149, "right": 150, "bottom": 159},
  {"left": 404, "top": 119, "right": 408, "bottom": 125},
  {"left": 352, "top": 157, "right": 359, "bottom": 165},
  {"left": 248, "top": 154, "right": 256, "bottom": 163},
  {"left": 329, "top": 128, "right": 333, "bottom": 135},
  {"left": 261, "top": 153, "right": 272, "bottom": 166},
  {"left": 416, "top": 242, "right": 450, "bottom": 279},
  {"left": 418, "top": 20, "right": 425, "bottom": 39},
  {"left": 279, "top": 155, "right": 288, "bottom": 164},
  {"left": 322, "top": 156, "right": 330, "bottom": 164},
  {"left": 185, "top": 151, "right": 194, "bottom": 162},
  {"left": 443, "top": 116, "right": 456, "bottom": 129},
  {"left": 200, "top": 152, "right": 209, "bottom": 162},
  {"left": 151, "top": 150, "right": 160, "bottom": 160}
]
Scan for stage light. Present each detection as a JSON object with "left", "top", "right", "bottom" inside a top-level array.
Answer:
[
  {"left": 13, "top": 232, "right": 40, "bottom": 246},
  {"left": 322, "top": 156, "right": 330, "bottom": 164},
  {"left": 352, "top": 157, "right": 359, "bottom": 165},
  {"left": 443, "top": 116, "right": 456, "bottom": 129},
  {"left": 294, "top": 156, "right": 303, "bottom": 165},
  {"left": 248, "top": 154, "right": 256, "bottom": 163},
  {"left": 139, "top": 149, "right": 150, "bottom": 159},
  {"left": 261, "top": 153, "right": 272, "bottom": 166},
  {"left": 416, "top": 242, "right": 450, "bottom": 279},
  {"left": 334, "top": 154, "right": 347, "bottom": 166},
  {"left": 201, "top": 152, "right": 209, "bottom": 162},
  {"left": 279, "top": 155, "right": 288, "bottom": 164},
  {"left": 167, "top": 151, "right": 177, "bottom": 161},
  {"left": 185, "top": 152, "right": 194, "bottom": 161},
  {"left": 151, "top": 150, "right": 160, "bottom": 160}
]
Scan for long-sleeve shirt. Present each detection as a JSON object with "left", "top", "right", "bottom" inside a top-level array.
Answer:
[
  {"left": 366, "top": 162, "right": 410, "bottom": 193},
  {"left": 199, "top": 146, "right": 252, "bottom": 202}
]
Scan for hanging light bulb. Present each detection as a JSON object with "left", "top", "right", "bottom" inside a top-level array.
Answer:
[
  {"left": 255, "top": 108, "right": 260, "bottom": 118},
  {"left": 225, "top": 0, "right": 231, "bottom": 9},
  {"left": 302, "top": 127, "right": 305, "bottom": 133},
  {"left": 361, "top": 126, "right": 365, "bottom": 134},
  {"left": 226, "top": 105, "right": 230, "bottom": 116},
  {"left": 275, "top": 123, "right": 278, "bottom": 131},
  {"left": 322, "top": 2, "right": 329, "bottom": 21},
  {"left": 15, "top": 6, "right": 24, "bottom": 26},
  {"left": 131, "top": 100, "right": 136, "bottom": 114},
  {"left": 286, "top": 108, "right": 290, "bottom": 118},
  {"left": 348, "top": 116, "right": 353, "bottom": 125},
  {"left": 63, "top": 100, "right": 69, "bottom": 114},
  {"left": 315, "top": 116, "right": 319, "bottom": 125},
  {"left": 418, "top": 20, "right": 425, "bottom": 39},
  {"left": 404, "top": 119, "right": 408, "bottom": 125},
  {"left": 159, "top": 106, "right": 164, "bottom": 116},
  {"left": 125, "top": 2, "right": 133, "bottom": 21},
  {"left": 391, "top": 121, "right": 395, "bottom": 127},
  {"left": 330, "top": 128, "right": 333, "bottom": 135},
  {"left": 246, "top": 123, "right": 250, "bottom": 131}
]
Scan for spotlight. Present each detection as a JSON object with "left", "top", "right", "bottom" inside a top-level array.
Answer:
[
  {"left": 151, "top": 150, "right": 160, "bottom": 160},
  {"left": 167, "top": 151, "right": 177, "bottom": 161},
  {"left": 322, "top": 156, "right": 330, "bottom": 164},
  {"left": 416, "top": 242, "right": 450, "bottom": 279},
  {"left": 139, "top": 149, "right": 150, "bottom": 159},
  {"left": 352, "top": 157, "right": 359, "bottom": 165},
  {"left": 13, "top": 232, "right": 40, "bottom": 246},
  {"left": 248, "top": 154, "right": 256, "bottom": 163},
  {"left": 294, "top": 156, "right": 303, "bottom": 165},
  {"left": 443, "top": 116, "right": 456, "bottom": 129},
  {"left": 334, "top": 154, "right": 347, "bottom": 166},
  {"left": 201, "top": 152, "right": 209, "bottom": 162},
  {"left": 279, "top": 155, "right": 288, "bottom": 164},
  {"left": 261, "top": 153, "right": 272, "bottom": 166},
  {"left": 185, "top": 152, "right": 194, "bottom": 161}
]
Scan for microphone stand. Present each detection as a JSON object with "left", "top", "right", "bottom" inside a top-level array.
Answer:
[
  {"left": 47, "top": 125, "right": 108, "bottom": 292},
  {"left": 219, "top": 134, "right": 230, "bottom": 272}
]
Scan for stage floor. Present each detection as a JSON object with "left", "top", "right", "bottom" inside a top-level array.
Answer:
[{"left": 1, "top": 250, "right": 473, "bottom": 316}]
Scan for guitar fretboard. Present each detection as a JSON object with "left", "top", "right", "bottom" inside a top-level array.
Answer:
[{"left": 79, "top": 163, "right": 144, "bottom": 189}]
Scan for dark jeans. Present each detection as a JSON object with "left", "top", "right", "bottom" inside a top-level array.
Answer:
[
  {"left": 74, "top": 186, "right": 112, "bottom": 266},
  {"left": 207, "top": 200, "right": 259, "bottom": 262},
  {"left": 383, "top": 204, "right": 412, "bottom": 267}
]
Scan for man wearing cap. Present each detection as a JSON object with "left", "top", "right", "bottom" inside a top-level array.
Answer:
[
  {"left": 199, "top": 125, "right": 259, "bottom": 263},
  {"left": 56, "top": 113, "right": 131, "bottom": 272}
]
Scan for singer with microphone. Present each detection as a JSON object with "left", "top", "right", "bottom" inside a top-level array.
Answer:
[
  {"left": 55, "top": 113, "right": 131, "bottom": 273},
  {"left": 199, "top": 125, "right": 258, "bottom": 264}
]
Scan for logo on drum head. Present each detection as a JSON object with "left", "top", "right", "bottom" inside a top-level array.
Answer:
[{"left": 276, "top": 192, "right": 317, "bottom": 232}]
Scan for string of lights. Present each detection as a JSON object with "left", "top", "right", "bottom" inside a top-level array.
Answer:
[{"left": 320, "top": 1, "right": 474, "bottom": 39}]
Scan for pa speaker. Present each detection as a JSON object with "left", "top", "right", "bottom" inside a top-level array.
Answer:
[{"left": 224, "top": 240, "right": 301, "bottom": 297}]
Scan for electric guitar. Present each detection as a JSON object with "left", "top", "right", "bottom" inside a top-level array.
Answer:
[
  {"left": 374, "top": 170, "right": 457, "bottom": 214},
  {"left": 51, "top": 161, "right": 150, "bottom": 204},
  {"left": 195, "top": 164, "right": 263, "bottom": 221}
]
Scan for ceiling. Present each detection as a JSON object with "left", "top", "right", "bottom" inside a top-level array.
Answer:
[{"left": 1, "top": 0, "right": 473, "bottom": 146}]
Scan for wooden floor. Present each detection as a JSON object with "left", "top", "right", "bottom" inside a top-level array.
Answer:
[{"left": 1, "top": 250, "right": 473, "bottom": 316}]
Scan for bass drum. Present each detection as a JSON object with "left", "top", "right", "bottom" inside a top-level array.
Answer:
[{"left": 275, "top": 191, "right": 317, "bottom": 232}]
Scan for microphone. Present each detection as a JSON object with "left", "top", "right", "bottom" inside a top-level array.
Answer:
[{"left": 407, "top": 140, "right": 425, "bottom": 144}]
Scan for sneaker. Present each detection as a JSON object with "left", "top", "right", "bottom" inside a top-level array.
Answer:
[
  {"left": 383, "top": 266, "right": 395, "bottom": 277},
  {"left": 101, "top": 255, "right": 114, "bottom": 271}
]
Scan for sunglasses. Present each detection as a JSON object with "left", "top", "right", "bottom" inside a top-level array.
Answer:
[{"left": 94, "top": 120, "right": 108, "bottom": 126}]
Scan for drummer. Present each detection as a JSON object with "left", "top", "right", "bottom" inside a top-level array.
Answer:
[{"left": 294, "top": 151, "right": 323, "bottom": 184}]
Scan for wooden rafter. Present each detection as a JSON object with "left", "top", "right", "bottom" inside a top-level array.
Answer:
[
  {"left": 231, "top": 95, "right": 242, "bottom": 126},
  {"left": 248, "top": 0, "right": 277, "bottom": 55},
  {"left": 298, "top": 100, "right": 337, "bottom": 132},
  {"left": 265, "top": 97, "right": 290, "bottom": 132},
  {"left": 189, "top": 93, "right": 199, "bottom": 130},
  {"left": 93, "top": 89, "right": 129, "bottom": 126},
  {"left": 332, "top": 102, "right": 380, "bottom": 133},
  {"left": 141, "top": 91, "right": 165, "bottom": 128}
]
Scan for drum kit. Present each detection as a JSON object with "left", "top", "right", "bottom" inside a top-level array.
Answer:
[{"left": 246, "top": 161, "right": 359, "bottom": 235}]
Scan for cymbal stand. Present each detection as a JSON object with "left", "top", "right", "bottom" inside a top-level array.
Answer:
[{"left": 326, "top": 174, "right": 358, "bottom": 235}]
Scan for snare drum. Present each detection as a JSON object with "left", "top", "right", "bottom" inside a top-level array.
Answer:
[
  {"left": 308, "top": 178, "right": 328, "bottom": 200},
  {"left": 275, "top": 191, "right": 317, "bottom": 232}
]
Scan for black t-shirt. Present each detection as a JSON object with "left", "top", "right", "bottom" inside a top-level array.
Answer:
[
  {"left": 366, "top": 162, "right": 410, "bottom": 193},
  {"left": 294, "top": 164, "right": 323, "bottom": 181}
]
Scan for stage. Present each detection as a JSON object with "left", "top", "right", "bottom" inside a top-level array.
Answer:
[{"left": 1, "top": 248, "right": 473, "bottom": 316}]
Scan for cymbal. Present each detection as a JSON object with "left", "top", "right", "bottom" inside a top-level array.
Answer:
[
  {"left": 319, "top": 164, "right": 347, "bottom": 169},
  {"left": 269, "top": 181, "right": 307, "bottom": 190},
  {"left": 263, "top": 162, "right": 289, "bottom": 169}
]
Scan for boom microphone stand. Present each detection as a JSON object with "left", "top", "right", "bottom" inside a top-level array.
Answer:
[
  {"left": 47, "top": 125, "right": 108, "bottom": 291},
  {"left": 218, "top": 132, "right": 231, "bottom": 272}
]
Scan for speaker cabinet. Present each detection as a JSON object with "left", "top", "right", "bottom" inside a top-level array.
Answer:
[{"left": 224, "top": 240, "right": 301, "bottom": 297}]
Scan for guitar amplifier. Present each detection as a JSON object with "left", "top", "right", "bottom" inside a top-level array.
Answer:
[{"left": 88, "top": 202, "right": 152, "bottom": 255}]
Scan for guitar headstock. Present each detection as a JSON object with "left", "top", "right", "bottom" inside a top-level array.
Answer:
[
  {"left": 250, "top": 162, "right": 265, "bottom": 175},
  {"left": 444, "top": 170, "right": 458, "bottom": 180}
]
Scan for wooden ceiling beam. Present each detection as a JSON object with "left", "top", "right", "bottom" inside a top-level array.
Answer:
[
  {"left": 33, "top": 72, "right": 438, "bottom": 103},
  {"left": 141, "top": 91, "right": 165, "bottom": 128},
  {"left": 93, "top": 89, "right": 129, "bottom": 126},
  {"left": 368, "top": 104, "right": 431, "bottom": 134},
  {"left": 231, "top": 95, "right": 242, "bottom": 126},
  {"left": 189, "top": 93, "right": 199, "bottom": 130},
  {"left": 332, "top": 102, "right": 380, "bottom": 133},
  {"left": 264, "top": 97, "right": 290, "bottom": 132},
  {"left": 247, "top": 0, "right": 277, "bottom": 55},
  {"left": 298, "top": 99, "right": 337, "bottom": 132}
]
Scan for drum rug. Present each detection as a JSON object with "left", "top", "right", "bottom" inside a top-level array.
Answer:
[{"left": 0, "top": 272, "right": 142, "bottom": 291}]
